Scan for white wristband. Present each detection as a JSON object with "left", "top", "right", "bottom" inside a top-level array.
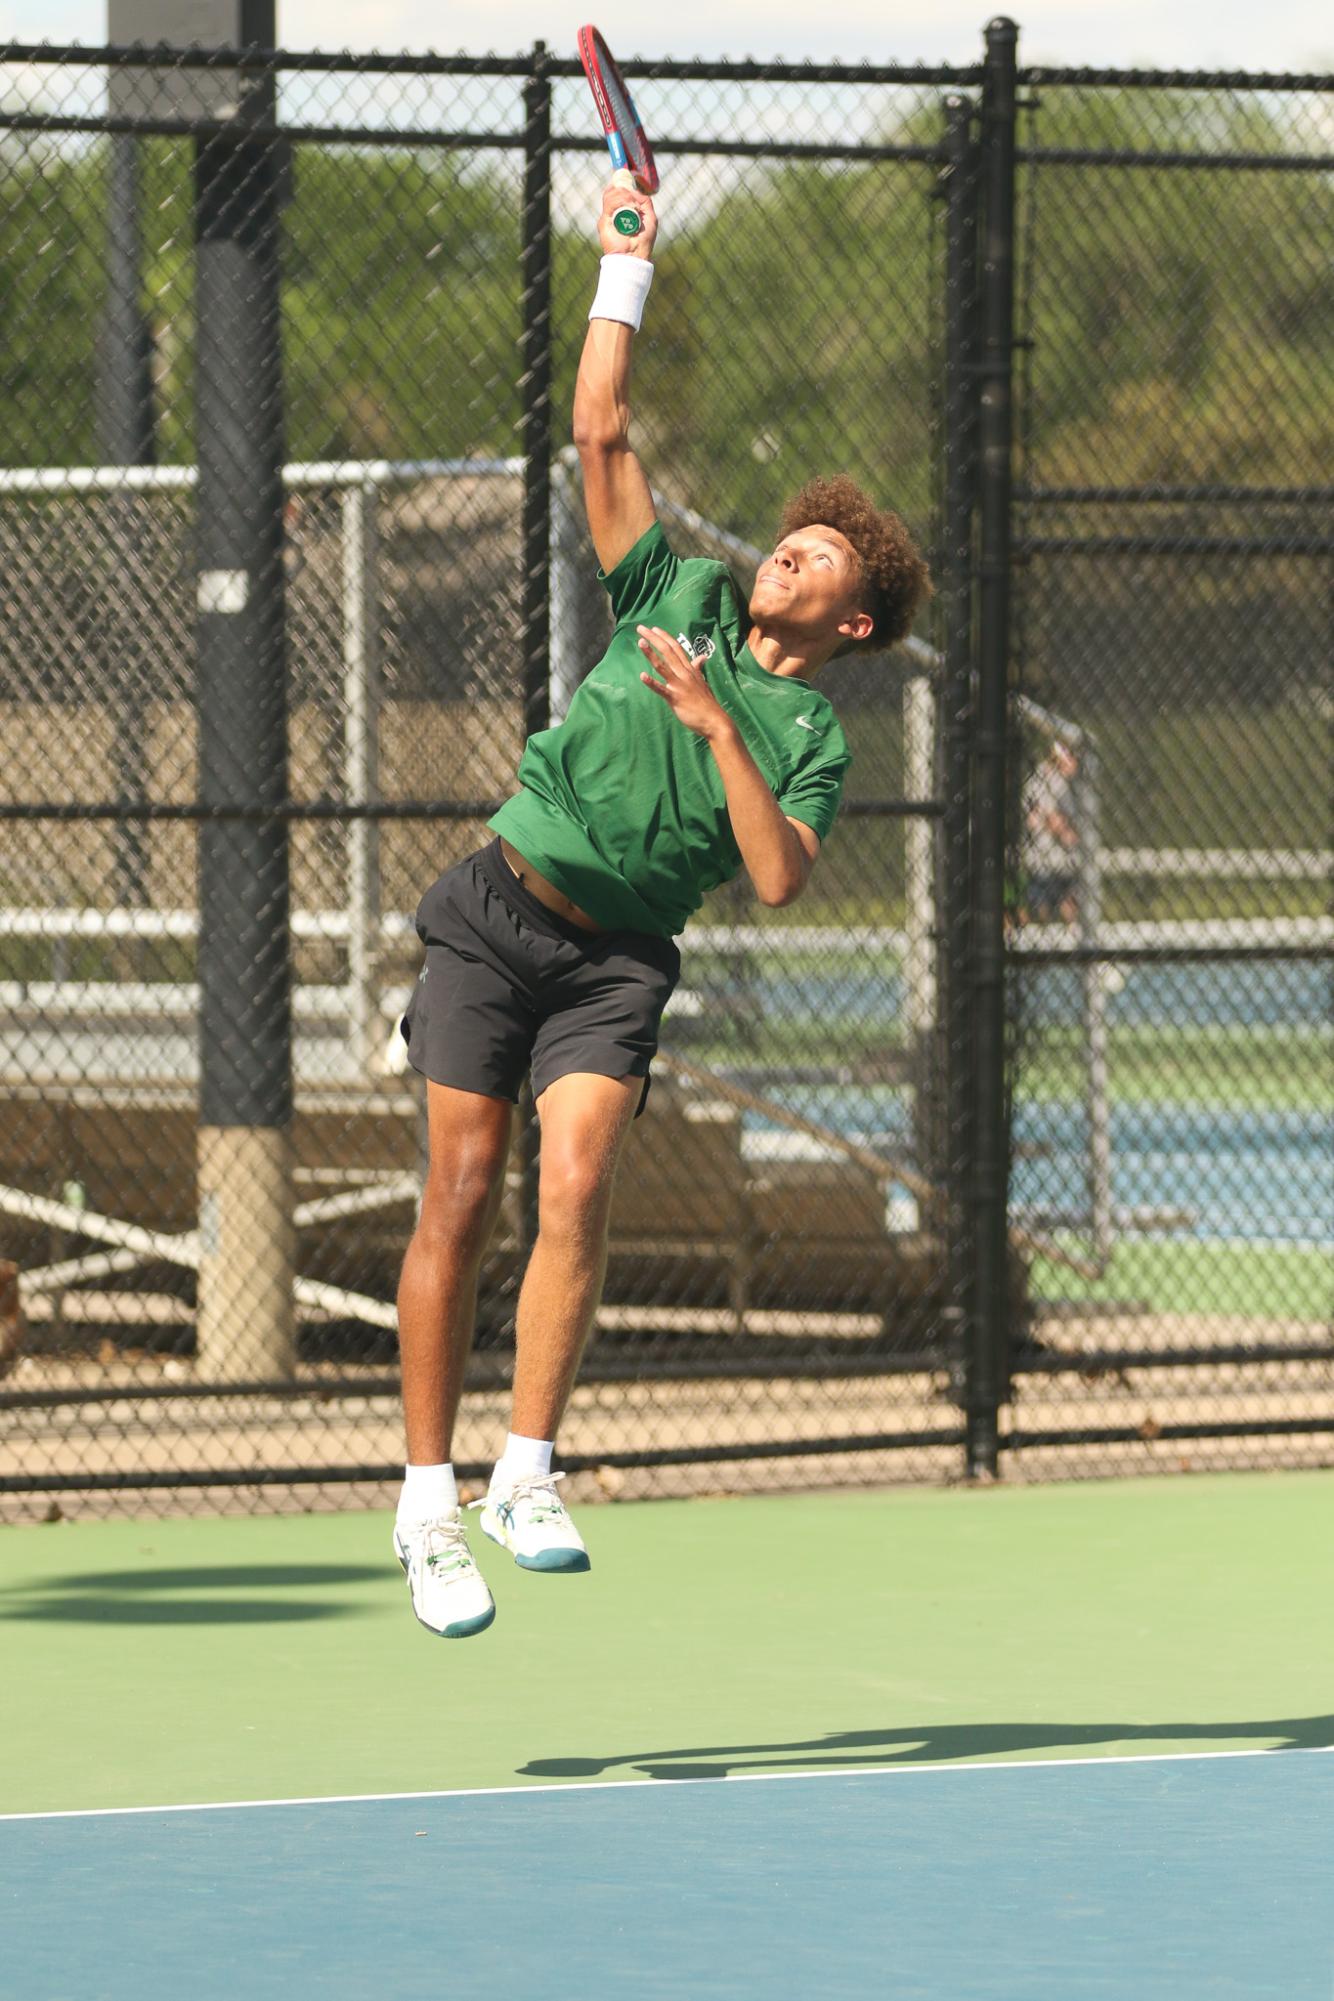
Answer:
[{"left": 588, "top": 254, "right": 654, "bottom": 332}]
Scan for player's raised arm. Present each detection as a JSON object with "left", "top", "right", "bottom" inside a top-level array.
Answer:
[{"left": 571, "top": 177, "right": 659, "bottom": 575}]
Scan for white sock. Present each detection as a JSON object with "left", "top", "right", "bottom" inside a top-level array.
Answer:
[
  {"left": 492, "top": 1432, "right": 553, "bottom": 1489},
  {"left": 398, "top": 1462, "right": 457, "bottom": 1523}
]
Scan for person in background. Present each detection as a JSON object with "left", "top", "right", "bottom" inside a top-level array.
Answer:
[{"left": 1021, "top": 737, "right": 1080, "bottom": 926}]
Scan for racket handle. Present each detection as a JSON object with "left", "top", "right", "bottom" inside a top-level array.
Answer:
[{"left": 608, "top": 168, "right": 645, "bottom": 239}]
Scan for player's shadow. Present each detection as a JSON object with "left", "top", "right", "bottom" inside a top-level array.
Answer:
[
  {"left": 0, "top": 1563, "right": 384, "bottom": 1624},
  {"left": 521, "top": 1714, "right": 1334, "bottom": 1781}
]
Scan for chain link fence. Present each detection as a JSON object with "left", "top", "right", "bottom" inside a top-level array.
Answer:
[
  {"left": 1005, "top": 63, "right": 1333, "bottom": 1475},
  {"left": 0, "top": 32, "right": 1328, "bottom": 1515}
]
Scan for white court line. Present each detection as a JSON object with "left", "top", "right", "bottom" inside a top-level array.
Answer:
[{"left": 1, "top": 1743, "right": 1329, "bottom": 1826}]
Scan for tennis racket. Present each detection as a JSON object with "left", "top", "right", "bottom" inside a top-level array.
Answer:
[{"left": 576, "top": 25, "right": 659, "bottom": 239}]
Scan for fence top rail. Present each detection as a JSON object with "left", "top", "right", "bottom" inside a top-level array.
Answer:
[
  {"left": 0, "top": 42, "right": 983, "bottom": 86},
  {"left": 0, "top": 907, "right": 912, "bottom": 956},
  {"left": 0, "top": 458, "right": 523, "bottom": 496},
  {"left": 6, "top": 44, "right": 1329, "bottom": 90},
  {"left": 0, "top": 111, "right": 953, "bottom": 160},
  {"left": 1020, "top": 64, "right": 1334, "bottom": 90},
  {"left": 1016, "top": 144, "right": 1334, "bottom": 173},
  {"left": 1019, "top": 485, "right": 1334, "bottom": 505},
  {"left": 5, "top": 903, "right": 1331, "bottom": 946},
  {"left": 1103, "top": 849, "right": 1331, "bottom": 881}
]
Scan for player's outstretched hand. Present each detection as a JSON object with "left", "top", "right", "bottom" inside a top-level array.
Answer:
[
  {"left": 636, "top": 627, "right": 729, "bottom": 740},
  {"left": 598, "top": 172, "right": 657, "bottom": 258}
]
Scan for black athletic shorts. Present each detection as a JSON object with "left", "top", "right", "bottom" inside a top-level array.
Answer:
[{"left": 400, "top": 838, "right": 681, "bottom": 1118}]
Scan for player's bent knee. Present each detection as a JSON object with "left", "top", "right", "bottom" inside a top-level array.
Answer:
[{"left": 537, "top": 1149, "right": 621, "bottom": 1234}]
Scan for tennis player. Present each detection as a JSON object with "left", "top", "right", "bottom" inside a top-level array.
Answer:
[{"left": 392, "top": 178, "right": 932, "bottom": 1637}]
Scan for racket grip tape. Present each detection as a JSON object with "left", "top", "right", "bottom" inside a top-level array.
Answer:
[{"left": 608, "top": 169, "right": 645, "bottom": 238}]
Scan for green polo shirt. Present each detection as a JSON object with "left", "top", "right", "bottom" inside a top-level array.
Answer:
[{"left": 489, "top": 521, "right": 851, "bottom": 937}]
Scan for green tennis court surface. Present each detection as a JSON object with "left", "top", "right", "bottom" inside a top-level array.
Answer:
[{"left": 3, "top": 1474, "right": 1331, "bottom": 1996}]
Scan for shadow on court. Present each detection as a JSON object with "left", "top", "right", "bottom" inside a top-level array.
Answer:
[
  {"left": 0, "top": 1564, "right": 384, "bottom": 1625},
  {"left": 521, "top": 1714, "right": 1334, "bottom": 1781}
]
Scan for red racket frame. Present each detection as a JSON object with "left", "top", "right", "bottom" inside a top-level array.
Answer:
[{"left": 577, "top": 25, "right": 660, "bottom": 196}]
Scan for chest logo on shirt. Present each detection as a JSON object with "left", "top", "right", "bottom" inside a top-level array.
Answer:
[
  {"left": 795, "top": 714, "right": 819, "bottom": 734},
  {"left": 677, "top": 631, "right": 715, "bottom": 666}
]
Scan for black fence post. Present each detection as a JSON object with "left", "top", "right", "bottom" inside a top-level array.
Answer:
[
  {"left": 966, "top": 17, "right": 1019, "bottom": 1477},
  {"left": 192, "top": 41, "right": 296, "bottom": 1380},
  {"left": 938, "top": 92, "right": 980, "bottom": 1427},
  {"left": 517, "top": 45, "right": 553, "bottom": 1257}
]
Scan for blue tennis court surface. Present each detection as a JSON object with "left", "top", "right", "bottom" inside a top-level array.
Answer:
[{"left": 4, "top": 1750, "right": 1329, "bottom": 1999}]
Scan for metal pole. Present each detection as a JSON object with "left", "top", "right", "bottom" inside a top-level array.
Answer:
[
  {"left": 342, "top": 477, "right": 382, "bottom": 1075},
  {"left": 97, "top": 133, "right": 156, "bottom": 468},
  {"left": 902, "top": 670, "right": 936, "bottom": 1231},
  {"left": 555, "top": 447, "right": 607, "bottom": 710},
  {"left": 520, "top": 48, "right": 552, "bottom": 755},
  {"left": 517, "top": 46, "right": 553, "bottom": 1256},
  {"left": 549, "top": 455, "right": 580, "bottom": 724},
  {"left": 939, "top": 91, "right": 981, "bottom": 1419},
  {"left": 1077, "top": 743, "right": 1114, "bottom": 1260},
  {"left": 98, "top": 131, "right": 156, "bottom": 915},
  {"left": 968, "top": 20, "right": 1019, "bottom": 1477},
  {"left": 192, "top": 39, "right": 296, "bottom": 1381}
]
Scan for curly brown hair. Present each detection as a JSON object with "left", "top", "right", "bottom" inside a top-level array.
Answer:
[{"left": 778, "top": 473, "right": 932, "bottom": 649}]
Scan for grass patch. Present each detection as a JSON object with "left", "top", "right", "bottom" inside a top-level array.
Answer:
[
  {"left": 0, "top": 938, "right": 197, "bottom": 984},
  {"left": 1031, "top": 1236, "right": 1331, "bottom": 1322},
  {"left": 1019, "top": 1027, "right": 1331, "bottom": 1111}
]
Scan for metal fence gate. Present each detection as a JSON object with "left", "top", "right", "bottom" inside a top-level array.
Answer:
[
  {"left": 1000, "top": 52, "right": 1333, "bottom": 1476},
  {"left": 0, "top": 28, "right": 1328, "bottom": 1515}
]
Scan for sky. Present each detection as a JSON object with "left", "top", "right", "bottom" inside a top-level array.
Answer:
[{"left": 11, "top": 0, "right": 1333, "bottom": 73}]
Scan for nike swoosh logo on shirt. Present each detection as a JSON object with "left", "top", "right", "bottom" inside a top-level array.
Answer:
[{"left": 795, "top": 716, "right": 818, "bottom": 732}]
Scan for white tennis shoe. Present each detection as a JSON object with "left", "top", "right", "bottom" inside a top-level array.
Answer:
[
  {"left": 393, "top": 1511, "right": 496, "bottom": 1638},
  {"left": 475, "top": 1470, "right": 590, "bottom": 1573}
]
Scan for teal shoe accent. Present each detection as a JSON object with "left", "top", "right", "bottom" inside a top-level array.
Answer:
[
  {"left": 441, "top": 1603, "right": 497, "bottom": 1638},
  {"left": 516, "top": 1548, "right": 591, "bottom": 1573}
]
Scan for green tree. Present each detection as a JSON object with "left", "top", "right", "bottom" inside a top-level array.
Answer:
[
  {"left": 0, "top": 142, "right": 106, "bottom": 465},
  {"left": 3, "top": 87, "right": 1328, "bottom": 503}
]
